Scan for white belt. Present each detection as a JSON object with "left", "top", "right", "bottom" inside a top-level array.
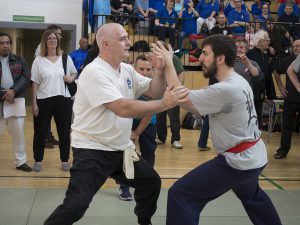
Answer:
[{"left": 123, "top": 145, "right": 140, "bottom": 179}]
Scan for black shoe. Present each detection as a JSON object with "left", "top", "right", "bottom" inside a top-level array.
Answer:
[
  {"left": 274, "top": 151, "right": 287, "bottom": 159},
  {"left": 16, "top": 163, "right": 32, "bottom": 172},
  {"left": 45, "top": 140, "right": 54, "bottom": 149},
  {"left": 49, "top": 135, "right": 59, "bottom": 145}
]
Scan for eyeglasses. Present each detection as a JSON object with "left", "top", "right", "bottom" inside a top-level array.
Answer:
[
  {"left": 0, "top": 41, "right": 10, "bottom": 46},
  {"left": 47, "top": 37, "right": 57, "bottom": 41}
]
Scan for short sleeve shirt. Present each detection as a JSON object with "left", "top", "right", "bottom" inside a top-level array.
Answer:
[
  {"left": 189, "top": 73, "right": 267, "bottom": 170},
  {"left": 71, "top": 57, "right": 151, "bottom": 151}
]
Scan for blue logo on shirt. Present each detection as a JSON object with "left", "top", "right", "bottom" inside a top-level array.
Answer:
[{"left": 127, "top": 78, "right": 132, "bottom": 89}]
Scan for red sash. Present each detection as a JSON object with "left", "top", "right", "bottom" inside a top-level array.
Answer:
[{"left": 226, "top": 138, "right": 261, "bottom": 153}]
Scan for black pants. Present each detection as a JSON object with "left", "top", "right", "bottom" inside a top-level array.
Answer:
[
  {"left": 133, "top": 121, "right": 157, "bottom": 166},
  {"left": 156, "top": 106, "right": 181, "bottom": 144},
  {"left": 44, "top": 148, "right": 161, "bottom": 225},
  {"left": 254, "top": 98, "right": 263, "bottom": 130},
  {"left": 276, "top": 101, "right": 300, "bottom": 155},
  {"left": 154, "top": 25, "right": 176, "bottom": 48},
  {"left": 33, "top": 96, "right": 72, "bottom": 162}
]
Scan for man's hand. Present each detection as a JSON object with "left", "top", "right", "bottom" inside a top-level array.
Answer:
[
  {"left": 238, "top": 54, "right": 250, "bottom": 65},
  {"left": 162, "top": 85, "right": 189, "bottom": 109},
  {"left": 279, "top": 86, "right": 288, "bottom": 98},
  {"left": 32, "top": 103, "right": 39, "bottom": 117},
  {"left": 130, "top": 131, "right": 139, "bottom": 142},
  {"left": 151, "top": 41, "right": 173, "bottom": 67},
  {"left": 2, "top": 89, "right": 15, "bottom": 104}
]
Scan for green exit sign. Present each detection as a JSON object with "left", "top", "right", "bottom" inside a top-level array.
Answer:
[{"left": 13, "top": 15, "right": 45, "bottom": 23}]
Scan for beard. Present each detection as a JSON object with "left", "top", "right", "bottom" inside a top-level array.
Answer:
[{"left": 201, "top": 61, "right": 217, "bottom": 79}]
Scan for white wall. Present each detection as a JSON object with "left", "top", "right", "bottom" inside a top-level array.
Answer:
[{"left": 0, "top": 0, "right": 82, "bottom": 45}]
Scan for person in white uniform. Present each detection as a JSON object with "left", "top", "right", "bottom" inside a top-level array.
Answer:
[
  {"left": 165, "top": 34, "right": 282, "bottom": 225},
  {"left": 44, "top": 23, "right": 188, "bottom": 225}
]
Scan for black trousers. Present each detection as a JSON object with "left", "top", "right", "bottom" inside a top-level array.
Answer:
[
  {"left": 44, "top": 148, "right": 161, "bottom": 225},
  {"left": 154, "top": 25, "right": 176, "bottom": 48},
  {"left": 254, "top": 98, "right": 263, "bottom": 130},
  {"left": 157, "top": 106, "right": 181, "bottom": 144},
  {"left": 33, "top": 96, "right": 72, "bottom": 162},
  {"left": 277, "top": 101, "right": 300, "bottom": 155}
]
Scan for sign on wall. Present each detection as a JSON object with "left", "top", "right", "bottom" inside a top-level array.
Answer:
[{"left": 13, "top": 15, "right": 45, "bottom": 23}]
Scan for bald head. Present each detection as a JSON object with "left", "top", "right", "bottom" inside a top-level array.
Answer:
[{"left": 96, "top": 23, "right": 125, "bottom": 51}]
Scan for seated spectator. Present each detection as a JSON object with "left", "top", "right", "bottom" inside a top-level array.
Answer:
[
  {"left": 154, "top": 0, "right": 178, "bottom": 48},
  {"left": 178, "top": 0, "right": 199, "bottom": 51},
  {"left": 135, "top": 0, "right": 155, "bottom": 20},
  {"left": 195, "top": 0, "right": 219, "bottom": 34},
  {"left": 278, "top": 0, "right": 299, "bottom": 16},
  {"left": 69, "top": 37, "right": 88, "bottom": 74},
  {"left": 227, "top": 0, "right": 250, "bottom": 36},
  {"left": 149, "top": 0, "right": 165, "bottom": 13},
  {"left": 257, "top": 3, "right": 274, "bottom": 30},
  {"left": 210, "top": 12, "right": 233, "bottom": 36},
  {"left": 277, "top": 0, "right": 300, "bottom": 9},
  {"left": 245, "top": 25, "right": 257, "bottom": 49},
  {"left": 278, "top": 3, "right": 300, "bottom": 39},
  {"left": 251, "top": 0, "right": 264, "bottom": 20},
  {"left": 224, "top": 0, "right": 247, "bottom": 17},
  {"left": 110, "top": 0, "right": 134, "bottom": 25},
  {"left": 175, "top": 0, "right": 184, "bottom": 13}
]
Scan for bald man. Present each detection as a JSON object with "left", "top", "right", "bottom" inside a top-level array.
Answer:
[{"left": 44, "top": 23, "right": 188, "bottom": 225}]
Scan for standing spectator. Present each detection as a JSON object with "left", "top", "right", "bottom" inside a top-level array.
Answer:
[
  {"left": 227, "top": 0, "right": 250, "bottom": 36},
  {"left": 31, "top": 30, "right": 77, "bottom": 172},
  {"left": 195, "top": 0, "right": 219, "bottom": 34},
  {"left": 69, "top": 37, "right": 88, "bottom": 75},
  {"left": 273, "top": 39, "right": 300, "bottom": 159},
  {"left": 247, "top": 30, "right": 276, "bottom": 129},
  {"left": 178, "top": 0, "right": 199, "bottom": 51},
  {"left": 156, "top": 54, "right": 185, "bottom": 149},
  {"left": 0, "top": 32, "right": 32, "bottom": 172},
  {"left": 118, "top": 55, "right": 158, "bottom": 201},
  {"left": 154, "top": 0, "right": 178, "bottom": 48},
  {"left": 35, "top": 24, "right": 62, "bottom": 149},
  {"left": 210, "top": 12, "right": 233, "bottom": 36}
]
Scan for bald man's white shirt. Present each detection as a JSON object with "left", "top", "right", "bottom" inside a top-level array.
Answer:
[{"left": 71, "top": 57, "right": 151, "bottom": 151}]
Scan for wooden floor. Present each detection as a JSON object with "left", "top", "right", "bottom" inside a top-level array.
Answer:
[{"left": 0, "top": 111, "right": 299, "bottom": 190}]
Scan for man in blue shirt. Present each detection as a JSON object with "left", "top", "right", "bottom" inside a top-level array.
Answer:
[
  {"left": 227, "top": 0, "right": 250, "bottom": 36},
  {"left": 69, "top": 38, "right": 89, "bottom": 74}
]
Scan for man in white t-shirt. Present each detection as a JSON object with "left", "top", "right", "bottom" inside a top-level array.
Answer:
[
  {"left": 44, "top": 23, "right": 188, "bottom": 225},
  {"left": 165, "top": 34, "right": 282, "bottom": 225},
  {"left": 287, "top": 53, "right": 300, "bottom": 92}
]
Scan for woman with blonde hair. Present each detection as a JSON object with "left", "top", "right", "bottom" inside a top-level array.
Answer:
[{"left": 31, "top": 30, "right": 77, "bottom": 172}]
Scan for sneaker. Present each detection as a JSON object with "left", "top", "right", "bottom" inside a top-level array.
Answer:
[
  {"left": 198, "top": 146, "right": 212, "bottom": 151},
  {"left": 119, "top": 186, "right": 133, "bottom": 201},
  {"left": 172, "top": 141, "right": 183, "bottom": 149},
  {"left": 61, "top": 162, "right": 70, "bottom": 171},
  {"left": 45, "top": 140, "right": 54, "bottom": 149},
  {"left": 274, "top": 151, "right": 287, "bottom": 159},
  {"left": 16, "top": 163, "right": 32, "bottom": 172},
  {"left": 32, "top": 162, "right": 42, "bottom": 172},
  {"left": 155, "top": 138, "right": 165, "bottom": 145}
]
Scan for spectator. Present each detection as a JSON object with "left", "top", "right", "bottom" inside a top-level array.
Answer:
[
  {"left": 278, "top": 0, "right": 299, "bottom": 16},
  {"left": 175, "top": 0, "right": 184, "bottom": 13},
  {"left": 82, "top": 38, "right": 99, "bottom": 68},
  {"left": 154, "top": 0, "right": 178, "bottom": 48},
  {"left": 0, "top": 32, "right": 32, "bottom": 172},
  {"left": 274, "top": 39, "right": 300, "bottom": 159},
  {"left": 251, "top": 0, "right": 264, "bottom": 20},
  {"left": 135, "top": 0, "right": 154, "bottom": 20},
  {"left": 195, "top": 0, "right": 219, "bottom": 34},
  {"left": 247, "top": 30, "right": 276, "bottom": 129},
  {"left": 69, "top": 37, "right": 88, "bottom": 74},
  {"left": 111, "top": 0, "right": 134, "bottom": 25},
  {"left": 156, "top": 54, "right": 185, "bottom": 149},
  {"left": 119, "top": 55, "right": 158, "bottom": 201},
  {"left": 31, "top": 30, "right": 77, "bottom": 172},
  {"left": 178, "top": 0, "right": 199, "bottom": 51},
  {"left": 277, "top": 3, "right": 300, "bottom": 39},
  {"left": 210, "top": 12, "right": 232, "bottom": 36},
  {"left": 257, "top": 3, "right": 273, "bottom": 30},
  {"left": 224, "top": 0, "right": 247, "bottom": 17},
  {"left": 227, "top": 0, "right": 250, "bottom": 36}
]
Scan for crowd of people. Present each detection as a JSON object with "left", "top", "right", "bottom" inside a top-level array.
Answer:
[{"left": 1, "top": 0, "right": 300, "bottom": 224}]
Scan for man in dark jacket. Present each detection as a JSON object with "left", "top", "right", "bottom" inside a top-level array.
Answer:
[{"left": 0, "top": 32, "right": 32, "bottom": 172}]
